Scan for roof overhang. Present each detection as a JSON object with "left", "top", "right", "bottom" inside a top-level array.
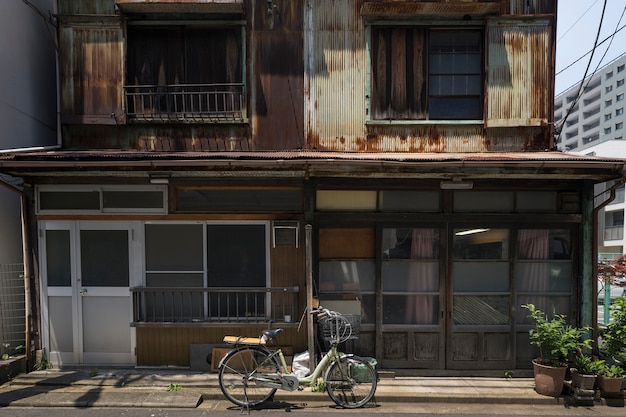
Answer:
[{"left": 0, "top": 150, "right": 623, "bottom": 183}]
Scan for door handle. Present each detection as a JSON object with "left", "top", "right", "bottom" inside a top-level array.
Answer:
[{"left": 80, "top": 288, "right": 88, "bottom": 296}]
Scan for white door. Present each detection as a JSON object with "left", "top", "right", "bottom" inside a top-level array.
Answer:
[{"left": 41, "top": 221, "right": 137, "bottom": 366}]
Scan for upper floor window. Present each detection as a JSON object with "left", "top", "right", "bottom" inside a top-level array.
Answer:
[
  {"left": 618, "top": 79, "right": 625, "bottom": 87},
  {"left": 618, "top": 64, "right": 625, "bottom": 73},
  {"left": 369, "top": 27, "right": 483, "bottom": 121},
  {"left": 607, "top": 71, "right": 614, "bottom": 79},
  {"left": 125, "top": 23, "right": 245, "bottom": 122}
]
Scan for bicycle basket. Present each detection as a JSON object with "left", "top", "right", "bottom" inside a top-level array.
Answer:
[{"left": 318, "top": 314, "right": 360, "bottom": 343}]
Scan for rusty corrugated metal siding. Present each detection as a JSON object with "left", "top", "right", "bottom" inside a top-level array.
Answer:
[
  {"left": 308, "top": 0, "right": 368, "bottom": 151},
  {"left": 486, "top": 19, "right": 552, "bottom": 131},
  {"left": 58, "top": 0, "right": 115, "bottom": 15}
]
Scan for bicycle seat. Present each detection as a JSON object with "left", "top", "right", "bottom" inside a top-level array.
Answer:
[{"left": 262, "top": 328, "right": 283, "bottom": 340}]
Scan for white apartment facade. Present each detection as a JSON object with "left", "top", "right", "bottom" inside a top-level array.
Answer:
[
  {"left": 555, "top": 53, "right": 626, "bottom": 261},
  {"left": 0, "top": 0, "right": 57, "bottom": 354}
]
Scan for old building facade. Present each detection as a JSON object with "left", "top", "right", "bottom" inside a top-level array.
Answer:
[{"left": 0, "top": 0, "right": 624, "bottom": 373}]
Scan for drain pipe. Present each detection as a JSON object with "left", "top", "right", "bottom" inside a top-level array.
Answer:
[{"left": 0, "top": 179, "right": 33, "bottom": 370}]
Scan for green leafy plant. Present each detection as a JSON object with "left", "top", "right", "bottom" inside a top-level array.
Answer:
[
  {"left": 598, "top": 363, "right": 626, "bottom": 378},
  {"left": 573, "top": 354, "right": 604, "bottom": 375},
  {"left": 1, "top": 354, "right": 8, "bottom": 361},
  {"left": 33, "top": 357, "right": 52, "bottom": 371},
  {"left": 522, "top": 303, "right": 592, "bottom": 367},
  {"left": 167, "top": 383, "right": 182, "bottom": 392},
  {"left": 310, "top": 377, "right": 325, "bottom": 392},
  {"left": 504, "top": 370, "right": 514, "bottom": 379},
  {"left": 600, "top": 296, "right": 626, "bottom": 365}
]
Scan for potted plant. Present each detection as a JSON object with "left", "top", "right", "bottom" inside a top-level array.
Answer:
[
  {"left": 596, "top": 364, "right": 625, "bottom": 395},
  {"left": 522, "top": 304, "right": 592, "bottom": 397},
  {"left": 571, "top": 354, "right": 604, "bottom": 390},
  {"left": 597, "top": 296, "right": 626, "bottom": 395}
]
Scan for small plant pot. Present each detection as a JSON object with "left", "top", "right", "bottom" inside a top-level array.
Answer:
[
  {"left": 596, "top": 375, "right": 625, "bottom": 395},
  {"left": 571, "top": 370, "right": 597, "bottom": 390},
  {"left": 533, "top": 360, "right": 567, "bottom": 397}
]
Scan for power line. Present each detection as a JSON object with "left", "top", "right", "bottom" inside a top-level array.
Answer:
[
  {"left": 556, "top": 20, "right": 626, "bottom": 77},
  {"left": 558, "top": 0, "right": 599, "bottom": 42},
  {"left": 556, "top": 0, "right": 608, "bottom": 142}
]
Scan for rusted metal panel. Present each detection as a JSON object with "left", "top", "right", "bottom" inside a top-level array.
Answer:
[
  {"left": 486, "top": 18, "right": 552, "bottom": 138},
  {"left": 360, "top": 0, "right": 503, "bottom": 18},
  {"left": 115, "top": 0, "right": 244, "bottom": 14},
  {"left": 58, "top": 0, "right": 116, "bottom": 15},
  {"left": 507, "top": 0, "right": 557, "bottom": 15},
  {"left": 251, "top": 0, "right": 305, "bottom": 150},
  {"left": 59, "top": 20, "right": 125, "bottom": 125},
  {"left": 308, "top": 0, "right": 368, "bottom": 150}
]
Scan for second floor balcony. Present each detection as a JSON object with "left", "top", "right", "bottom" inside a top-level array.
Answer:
[
  {"left": 124, "top": 83, "right": 245, "bottom": 122},
  {"left": 605, "top": 225, "right": 624, "bottom": 241}
]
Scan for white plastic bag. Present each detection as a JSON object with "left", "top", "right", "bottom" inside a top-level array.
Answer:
[{"left": 292, "top": 350, "right": 310, "bottom": 378}]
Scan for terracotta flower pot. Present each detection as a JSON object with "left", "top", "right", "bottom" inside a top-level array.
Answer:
[
  {"left": 596, "top": 375, "right": 625, "bottom": 395},
  {"left": 533, "top": 359, "right": 567, "bottom": 397}
]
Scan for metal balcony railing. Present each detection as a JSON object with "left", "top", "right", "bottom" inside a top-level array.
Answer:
[
  {"left": 130, "top": 286, "right": 299, "bottom": 325},
  {"left": 124, "top": 83, "right": 245, "bottom": 122}
]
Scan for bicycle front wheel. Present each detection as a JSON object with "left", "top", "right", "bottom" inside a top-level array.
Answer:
[
  {"left": 324, "top": 355, "right": 377, "bottom": 408},
  {"left": 218, "top": 346, "right": 280, "bottom": 407}
]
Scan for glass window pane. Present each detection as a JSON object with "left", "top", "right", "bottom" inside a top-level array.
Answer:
[
  {"left": 453, "top": 295, "right": 509, "bottom": 325},
  {"left": 40, "top": 191, "right": 100, "bottom": 211},
  {"left": 383, "top": 262, "right": 439, "bottom": 292},
  {"left": 146, "top": 273, "right": 203, "bottom": 287},
  {"left": 517, "top": 192, "right": 557, "bottom": 212},
  {"left": 80, "top": 230, "right": 129, "bottom": 287},
  {"left": 518, "top": 229, "right": 571, "bottom": 260},
  {"left": 319, "top": 261, "right": 375, "bottom": 292},
  {"left": 453, "top": 229, "right": 509, "bottom": 260},
  {"left": 316, "top": 190, "right": 377, "bottom": 210},
  {"left": 452, "top": 262, "right": 509, "bottom": 292},
  {"left": 382, "top": 228, "right": 439, "bottom": 259},
  {"left": 454, "top": 192, "right": 515, "bottom": 212},
  {"left": 46, "top": 230, "right": 71, "bottom": 287},
  {"left": 176, "top": 189, "right": 302, "bottom": 212},
  {"left": 517, "top": 295, "right": 571, "bottom": 324},
  {"left": 145, "top": 224, "right": 204, "bottom": 271},
  {"left": 515, "top": 263, "right": 572, "bottom": 292},
  {"left": 207, "top": 224, "right": 266, "bottom": 287},
  {"left": 380, "top": 191, "right": 440, "bottom": 212},
  {"left": 429, "top": 97, "right": 482, "bottom": 119},
  {"left": 384, "top": 295, "right": 439, "bottom": 325},
  {"left": 103, "top": 191, "right": 164, "bottom": 209}
]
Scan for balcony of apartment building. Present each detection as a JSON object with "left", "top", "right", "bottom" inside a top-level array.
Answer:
[{"left": 604, "top": 208, "right": 625, "bottom": 241}]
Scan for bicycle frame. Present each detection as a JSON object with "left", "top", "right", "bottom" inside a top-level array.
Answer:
[{"left": 229, "top": 343, "right": 345, "bottom": 390}]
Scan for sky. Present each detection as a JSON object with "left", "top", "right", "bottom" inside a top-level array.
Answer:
[{"left": 556, "top": 0, "right": 626, "bottom": 95}]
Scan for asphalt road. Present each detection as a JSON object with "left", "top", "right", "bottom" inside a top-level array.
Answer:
[{"left": 0, "top": 401, "right": 625, "bottom": 417}]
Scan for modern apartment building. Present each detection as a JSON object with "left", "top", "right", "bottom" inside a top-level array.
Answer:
[
  {"left": 555, "top": 53, "right": 626, "bottom": 261},
  {"left": 0, "top": 0, "right": 57, "bottom": 359}
]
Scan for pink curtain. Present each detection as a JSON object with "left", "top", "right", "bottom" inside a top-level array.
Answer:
[{"left": 405, "top": 229, "right": 437, "bottom": 324}]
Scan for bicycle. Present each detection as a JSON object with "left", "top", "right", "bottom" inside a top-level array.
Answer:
[{"left": 218, "top": 307, "right": 377, "bottom": 409}]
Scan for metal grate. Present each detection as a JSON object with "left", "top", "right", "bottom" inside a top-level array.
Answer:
[{"left": 0, "top": 264, "right": 25, "bottom": 356}]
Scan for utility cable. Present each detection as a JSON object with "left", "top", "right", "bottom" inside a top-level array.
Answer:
[{"left": 556, "top": 0, "right": 608, "bottom": 143}]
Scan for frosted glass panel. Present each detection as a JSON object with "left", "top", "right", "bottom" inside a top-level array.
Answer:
[
  {"left": 81, "top": 230, "right": 129, "bottom": 287},
  {"left": 49, "top": 296, "right": 73, "bottom": 352},
  {"left": 82, "top": 296, "right": 130, "bottom": 353},
  {"left": 319, "top": 261, "right": 375, "bottom": 292},
  {"left": 46, "top": 230, "right": 71, "bottom": 287},
  {"left": 452, "top": 262, "right": 509, "bottom": 292},
  {"left": 145, "top": 224, "right": 203, "bottom": 271}
]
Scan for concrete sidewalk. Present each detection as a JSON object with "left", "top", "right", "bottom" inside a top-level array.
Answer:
[{"left": 0, "top": 368, "right": 572, "bottom": 409}]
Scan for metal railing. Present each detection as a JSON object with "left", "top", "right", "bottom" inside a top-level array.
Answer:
[
  {"left": 130, "top": 286, "right": 299, "bottom": 325},
  {"left": 124, "top": 83, "right": 245, "bottom": 122},
  {"left": 0, "top": 264, "right": 25, "bottom": 355}
]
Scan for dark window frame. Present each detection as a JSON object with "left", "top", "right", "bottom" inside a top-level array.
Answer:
[{"left": 368, "top": 25, "right": 484, "bottom": 121}]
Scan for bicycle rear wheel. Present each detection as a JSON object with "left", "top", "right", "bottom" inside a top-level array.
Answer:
[
  {"left": 218, "top": 345, "right": 280, "bottom": 407},
  {"left": 325, "top": 355, "right": 377, "bottom": 408}
]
